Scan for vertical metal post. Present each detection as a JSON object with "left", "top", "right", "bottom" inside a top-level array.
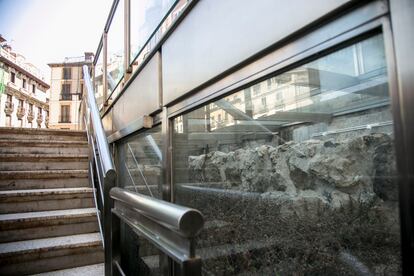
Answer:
[
  {"left": 161, "top": 108, "right": 174, "bottom": 276},
  {"left": 103, "top": 32, "right": 108, "bottom": 107},
  {"left": 124, "top": 0, "right": 131, "bottom": 75},
  {"left": 388, "top": 1, "right": 414, "bottom": 274},
  {"left": 111, "top": 201, "right": 121, "bottom": 276},
  {"left": 161, "top": 107, "right": 172, "bottom": 202},
  {"left": 104, "top": 172, "right": 117, "bottom": 275}
]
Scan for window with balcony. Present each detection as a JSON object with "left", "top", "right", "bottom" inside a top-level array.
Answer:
[
  {"left": 60, "top": 84, "right": 71, "bottom": 100},
  {"left": 59, "top": 105, "right": 70, "bottom": 123}
]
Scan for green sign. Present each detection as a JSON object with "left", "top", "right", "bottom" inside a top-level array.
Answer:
[{"left": 0, "top": 67, "right": 5, "bottom": 95}]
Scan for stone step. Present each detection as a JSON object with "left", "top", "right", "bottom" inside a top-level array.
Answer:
[
  {"left": 0, "top": 187, "right": 94, "bottom": 214},
  {"left": 0, "top": 154, "right": 88, "bottom": 171},
  {"left": 0, "top": 127, "right": 87, "bottom": 142},
  {"left": 0, "top": 208, "right": 99, "bottom": 243},
  {"left": 0, "top": 170, "right": 89, "bottom": 191},
  {"left": 0, "top": 233, "right": 103, "bottom": 275},
  {"left": 33, "top": 263, "right": 104, "bottom": 276},
  {"left": 0, "top": 127, "right": 86, "bottom": 135},
  {"left": 0, "top": 141, "right": 88, "bottom": 155},
  {"left": 0, "top": 178, "right": 90, "bottom": 191},
  {"left": 0, "top": 169, "right": 88, "bottom": 180}
]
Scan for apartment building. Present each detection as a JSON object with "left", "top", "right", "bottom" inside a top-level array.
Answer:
[{"left": 0, "top": 35, "right": 49, "bottom": 128}]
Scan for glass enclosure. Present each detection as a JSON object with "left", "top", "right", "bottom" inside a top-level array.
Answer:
[{"left": 173, "top": 34, "right": 401, "bottom": 275}]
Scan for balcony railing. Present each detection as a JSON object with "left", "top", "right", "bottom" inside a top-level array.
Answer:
[
  {"left": 27, "top": 110, "right": 34, "bottom": 122},
  {"left": 16, "top": 106, "right": 25, "bottom": 120},
  {"left": 60, "top": 94, "right": 72, "bottom": 101},
  {"left": 4, "top": 101, "right": 14, "bottom": 116},
  {"left": 36, "top": 114, "right": 43, "bottom": 125},
  {"left": 59, "top": 117, "right": 71, "bottom": 123}
]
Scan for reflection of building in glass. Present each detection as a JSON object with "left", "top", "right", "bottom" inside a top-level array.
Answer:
[
  {"left": 48, "top": 53, "right": 93, "bottom": 130},
  {"left": 0, "top": 35, "right": 49, "bottom": 128},
  {"left": 206, "top": 35, "right": 387, "bottom": 136}
]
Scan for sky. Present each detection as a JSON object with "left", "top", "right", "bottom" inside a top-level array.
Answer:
[{"left": 0, "top": 0, "right": 114, "bottom": 83}]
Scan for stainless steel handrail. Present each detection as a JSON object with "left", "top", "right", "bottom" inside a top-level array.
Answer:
[
  {"left": 111, "top": 188, "right": 204, "bottom": 275},
  {"left": 83, "top": 65, "right": 115, "bottom": 176},
  {"left": 82, "top": 64, "right": 204, "bottom": 275},
  {"left": 110, "top": 187, "right": 204, "bottom": 238},
  {"left": 82, "top": 65, "right": 116, "bottom": 276}
]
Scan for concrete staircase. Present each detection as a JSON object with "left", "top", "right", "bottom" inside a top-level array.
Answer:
[{"left": 0, "top": 127, "right": 104, "bottom": 275}]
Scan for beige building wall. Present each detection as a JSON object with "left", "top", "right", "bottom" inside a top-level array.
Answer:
[{"left": 48, "top": 54, "right": 92, "bottom": 130}]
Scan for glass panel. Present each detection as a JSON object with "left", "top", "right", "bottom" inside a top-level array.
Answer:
[
  {"left": 117, "top": 125, "right": 163, "bottom": 274},
  {"left": 130, "top": 0, "right": 176, "bottom": 61},
  {"left": 173, "top": 34, "right": 401, "bottom": 275},
  {"left": 94, "top": 50, "right": 105, "bottom": 108},
  {"left": 130, "top": 0, "right": 190, "bottom": 73},
  {"left": 107, "top": 0, "right": 124, "bottom": 94},
  {"left": 118, "top": 125, "right": 163, "bottom": 198}
]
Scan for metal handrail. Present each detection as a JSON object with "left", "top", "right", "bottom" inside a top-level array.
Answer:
[
  {"left": 82, "top": 65, "right": 116, "bottom": 275},
  {"left": 82, "top": 64, "right": 204, "bottom": 275},
  {"left": 83, "top": 65, "right": 115, "bottom": 176},
  {"left": 111, "top": 187, "right": 204, "bottom": 238}
]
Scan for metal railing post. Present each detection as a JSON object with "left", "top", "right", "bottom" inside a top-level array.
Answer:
[
  {"left": 83, "top": 65, "right": 116, "bottom": 275},
  {"left": 103, "top": 32, "right": 108, "bottom": 107},
  {"left": 124, "top": 0, "right": 131, "bottom": 75},
  {"left": 104, "top": 173, "right": 116, "bottom": 275}
]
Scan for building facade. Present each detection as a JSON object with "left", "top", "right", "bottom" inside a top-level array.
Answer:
[
  {"left": 48, "top": 54, "right": 93, "bottom": 130},
  {"left": 0, "top": 35, "right": 49, "bottom": 128}
]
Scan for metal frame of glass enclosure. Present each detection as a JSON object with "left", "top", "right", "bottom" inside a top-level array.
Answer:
[{"left": 92, "top": 0, "right": 414, "bottom": 274}]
